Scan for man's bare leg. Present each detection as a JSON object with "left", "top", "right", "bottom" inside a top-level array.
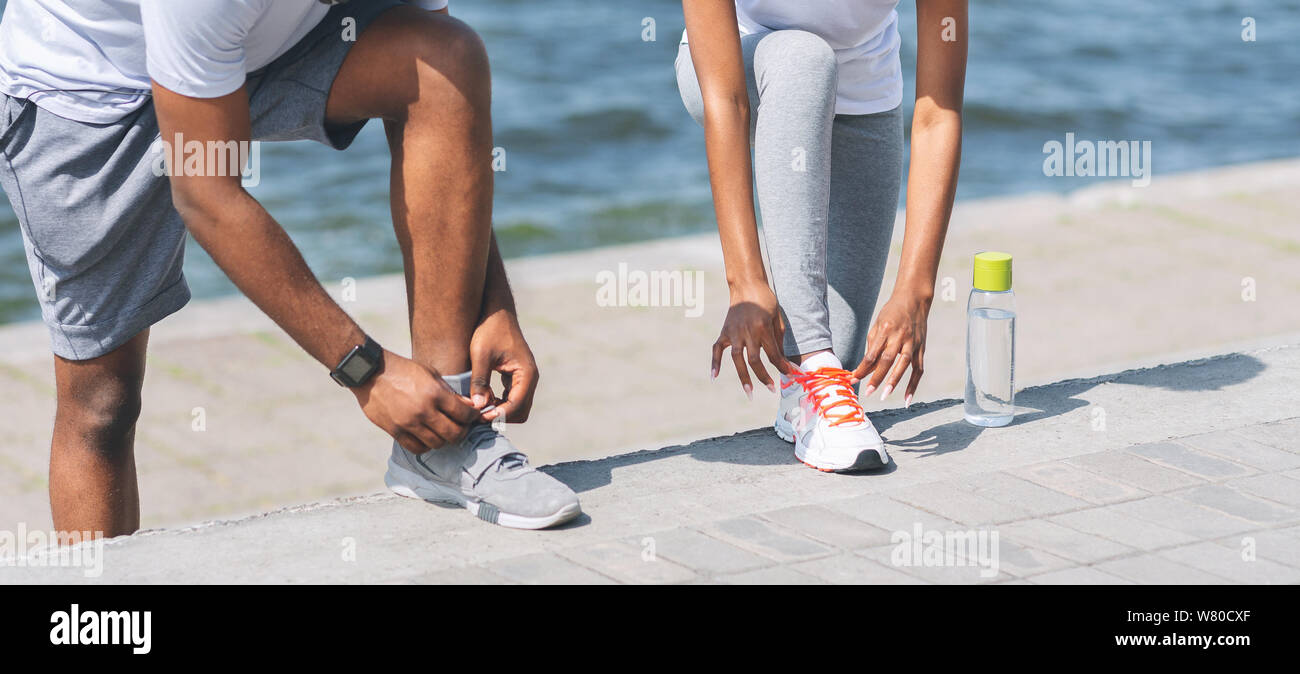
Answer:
[
  {"left": 325, "top": 8, "right": 494, "bottom": 375},
  {"left": 49, "top": 329, "right": 149, "bottom": 540},
  {"left": 317, "top": 9, "right": 578, "bottom": 529}
]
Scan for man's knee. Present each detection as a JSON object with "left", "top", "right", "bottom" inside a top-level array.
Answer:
[
  {"left": 392, "top": 13, "right": 491, "bottom": 117},
  {"left": 57, "top": 377, "right": 143, "bottom": 447},
  {"left": 54, "top": 339, "right": 148, "bottom": 449}
]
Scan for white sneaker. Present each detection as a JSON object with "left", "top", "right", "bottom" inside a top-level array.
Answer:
[{"left": 774, "top": 351, "right": 889, "bottom": 472}]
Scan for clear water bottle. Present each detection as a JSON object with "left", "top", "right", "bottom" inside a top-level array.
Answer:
[{"left": 964, "top": 252, "right": 1016, "bottom": 427}]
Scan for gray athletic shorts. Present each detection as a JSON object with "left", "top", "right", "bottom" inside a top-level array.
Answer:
[{"left": 0, "top": 0, "right": 403, "bottom": 360}]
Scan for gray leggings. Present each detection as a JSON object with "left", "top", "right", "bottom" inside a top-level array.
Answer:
[{"left": 675, "top": 30, "right": 903, "bottom": 367}]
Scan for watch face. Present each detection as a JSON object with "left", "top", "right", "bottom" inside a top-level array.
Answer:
[{"left": 340, "top": 351, "right": 374, "bottom": 383}]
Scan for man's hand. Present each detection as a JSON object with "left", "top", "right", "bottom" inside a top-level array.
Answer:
[
  {"left": 468, "top": 307, "right": 539, "bottom": 423},
  {"left": 353, "top": 351, "right": 481, "bottom": 454}
]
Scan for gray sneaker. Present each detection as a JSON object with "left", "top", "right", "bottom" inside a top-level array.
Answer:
[{"left": 385, "top": 423, "right": 582, "bottom": 530}]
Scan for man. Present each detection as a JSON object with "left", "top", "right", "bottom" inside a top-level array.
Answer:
[{"left": 0, "top": 0, "right": 581, "bottom": 536}]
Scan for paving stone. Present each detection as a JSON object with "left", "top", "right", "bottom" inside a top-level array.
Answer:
[
  {"left": 1157, "top": 541, "right": 1300, "bottom": 584},
  {"left": 857, "top": 544, "right": 1007, "bottom": 584},
  {"left": 994, "top": 539, "right": 1076, "bottom": 578},
  {"left": 757, "top": 505, "right": 894, "bottom": 550},
  {"left": 823, "top": 493, "right": 963, "bottom": 533},
  {"left": 1232, "top": 418, "right": 1300, "bottom": 453},
  {"left": 999, "top": 519, "right": 1133, "bottom": 564},
  {"left": 1048, "top": 507, "right": 1195, "bottom": 551},
  {"left": 717, "top": 566, "right": 824, "bottom": 585},
  {"left": 701, "top": 517, "right": 834, "bottom": 562},
  {"left": 1220, "top": 529, "right": 1300, "bottom": 568},
  {"left": 557, "top": 540, "right": 697, "bottom": 584},
  {"left": 791, "top": 553, "right": 927, "bottom": 584},
  {"left": 486, "top": 552, "right": 617, "bottom": 585},
  {"left": 1109, "top": 496, "right": 1257, "bottom": 538},
  {"left": 1126, "top": 442, "right": 1254, "bottom": 479},
  {"left": 1027, "top": 567, "right": 1133, "bottom": 585},
  {"left": 1226, "top": 473, "right": 1300, "bottom": 508},
  {"left": 1179, "top": 430, "right": 1300, "bottom": 471},
  {"left": 1094, "top": 555, "right": 1232, "bottom": 584},
  {"left": 954, "top": 472, "right": 1092, "bottom": 516},
  {"left": 1065, "top": 451, "right": 1204, "bottom": 492},
  {"left": 403, "top": 565, "right": 515, "bottom": 585},
  {"left": 1009, "top": 461, "right": 1147, "bottom": 505},
  {"left": 889, "top": 482, "right": 1032, "bottom": 526},
  {"left": 1172, "top": 485, "right": 1297, "bottom": 525},
  {"left": 637, "top": 527, "right": 771, "bottom": 575}
]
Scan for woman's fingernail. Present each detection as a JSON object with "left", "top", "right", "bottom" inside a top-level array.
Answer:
[
  {"left": 904, "top": 394, "right": 912, "bottom": 408},
  {"left": 710, "top": 367, "right": 718, "bottom": 381},
  {"left": 472, "top": 394, "right": 486, "bottom": 407},
  {"left": 743, "top": 384, "right": 753, "bottom": 401},
  {"left": 880, "top": 384, "right": 893, "bottom": 400},
  {"left": 863, "top": 384, "right": 876, "bottom": 396},
  {"left": 766, "top": 382, "right": 776, "bottom": 393}
]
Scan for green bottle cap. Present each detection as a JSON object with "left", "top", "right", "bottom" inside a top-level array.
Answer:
[{"left": 973, "top": 251, "right": 1013, "bottom": 292}]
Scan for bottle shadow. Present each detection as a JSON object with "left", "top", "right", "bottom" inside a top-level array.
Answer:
[
  {"left": 875, "top": 352, "right": 1268, "bottom": 459},
  {"left": 547, "top": 352, "right": 1267, "bottom": 494}
]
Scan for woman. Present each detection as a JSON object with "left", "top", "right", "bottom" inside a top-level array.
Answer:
[{"left": 677, "top": 0, "right": 967, "bottom": 471}]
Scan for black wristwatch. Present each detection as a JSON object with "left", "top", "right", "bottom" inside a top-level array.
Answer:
[{"left": 330, "top": 335, "right": 384, "bottom": 388}]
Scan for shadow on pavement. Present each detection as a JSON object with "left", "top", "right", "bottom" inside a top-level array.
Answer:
[
  {"left": 550, "top": 353, "right": 1267, "bottom": 494},
  {"left": 879, "top": 352, "right": 1268, "bottom": 458}
]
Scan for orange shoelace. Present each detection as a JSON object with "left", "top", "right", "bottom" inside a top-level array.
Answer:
[{"left": 788, "top": 367, "right": 867, "bottom": 427}]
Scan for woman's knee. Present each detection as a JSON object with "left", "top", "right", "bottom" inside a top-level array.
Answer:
[{"left": 756, "top": 30, "right": 838, "bottom": 85}]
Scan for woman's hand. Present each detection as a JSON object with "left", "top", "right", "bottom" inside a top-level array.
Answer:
[
  {"left": 853, "top": 0, "right": 967, "bottom": 405},
  {"left": 685, "top": 0, "right": 789, "bottom": 399},
  {"left": 852, "top": 290, "right": 933, "bottom": 404},
  {"left": 712, "top": 282, "right": 795, "bottom": 398}
]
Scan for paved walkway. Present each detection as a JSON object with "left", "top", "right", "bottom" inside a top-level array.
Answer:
[
  {"left": 1, "top": 158, "right": 1299, "bottom": 536},
  {"left": 4, "top": 341, "right": 1298, "bottom": 584}
]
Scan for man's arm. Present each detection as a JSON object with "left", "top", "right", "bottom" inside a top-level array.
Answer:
[
  {"left": 465, "top": 234, "right": 541, "bottom": 423},
  {"left": 153, "top": 87, "right": 363, "bottom": 369},
  {"left": 151, "top": 83, "right": 479, "bottom": 452},
  {"left": 480, "top": 234, "right": 515, "bottom": 316}
]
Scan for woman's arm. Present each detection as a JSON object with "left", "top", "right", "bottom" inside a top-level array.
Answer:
[
  {"left": 853, "top": 0, "right": 968, "bottom": 403},
  {"left": 683, "top": 0, "right": 792, "bottom": 396}
]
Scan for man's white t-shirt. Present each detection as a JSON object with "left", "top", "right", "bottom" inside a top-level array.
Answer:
[
  {"left": 685, "top": 0, "right": 903, "bottom": 115},
  {"left": 0, "top": 0, "right": 448, "bottom": 124}
]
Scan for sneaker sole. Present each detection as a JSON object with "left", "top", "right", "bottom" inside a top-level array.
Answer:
[
  {"left": 384, "top": 458, "right": 582, "bottom": 530},
  {"left": 794, "top": 439, "right": 889, "bottom": 473},
  {"left": 780, "top": 418, "right": 888, "bottom": 471},
  {"left": 773, "top": 419, "right": 795, "bottom": 443}
]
